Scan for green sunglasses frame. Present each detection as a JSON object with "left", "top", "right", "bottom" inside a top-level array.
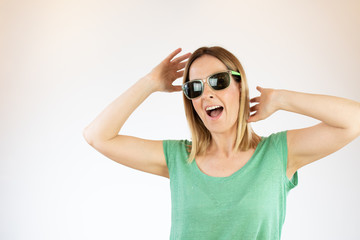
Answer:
[{"left": 182, "top": 70, "right": 241, "bottom": 100}]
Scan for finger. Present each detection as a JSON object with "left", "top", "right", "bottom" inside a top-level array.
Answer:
[
  {"left": 247, "top": 114, "right": 254, "bottom": 123},
  {"left": 250, "top": 97, "right": 260, "bottom": 103},
  {"left": 172, "top": 52, "right": 192, "bottom": 63},
  {"left": 247, "top": 113, "right": 258, "bottom": 123},
  {"left": 250, "top": 104, "right": 259, "bottom": 112},
  {"left": 177, "top": 61, "right": 188, "bottom": 70},
  {"left": 249, "top": 105, "right": 255, "bottom": 112},
  {"left": 256, "top": 86, "right": 262, "bottom": 91},
  {"left": 164, "top": 48, "right": 182, "bottom": 62},
  {"left": 171, "top": 85, "right": 182, "bottom": 92},
  {"left": 175, "top": 70, "right": 185, "bottom": 79}
]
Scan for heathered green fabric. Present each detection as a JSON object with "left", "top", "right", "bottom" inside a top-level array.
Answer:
[{"left": 163, "top": 130, "right": 298, "bottom": 240}]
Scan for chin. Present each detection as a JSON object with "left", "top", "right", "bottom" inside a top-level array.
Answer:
[
  {"left": 205, "top": 124, "right": 230, "bottom": 134},
  {"left": 206, "top": 122, "right": 238, "bottom": 134}
]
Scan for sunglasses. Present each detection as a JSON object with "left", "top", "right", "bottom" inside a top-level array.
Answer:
[{"left": 182, "top": 70, "right": 241, "bottom": 100}]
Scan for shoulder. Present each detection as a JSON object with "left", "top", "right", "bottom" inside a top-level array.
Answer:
[
  {"left": 258, "top": 130, "right": 288, "bottom": 156},
  {"left": 163, "top": 139, "right": 191, "bottom": 148},
  {"left": 162, "top": 139, "right": 192, "bottom": 155},
  {"left": 162, "top": 139, "right": 192, "bottom": 172},
  {"left": 263, "top": 130, "right": 287, "bottom": 144}
]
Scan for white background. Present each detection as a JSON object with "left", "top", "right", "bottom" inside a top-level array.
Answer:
[{"left": 1, "top": 0, "right": 359, "bottom": 239}]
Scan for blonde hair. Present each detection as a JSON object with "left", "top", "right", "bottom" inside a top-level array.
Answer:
[{"left": 183, "top": 46, "right": 261, "bottom": 164}]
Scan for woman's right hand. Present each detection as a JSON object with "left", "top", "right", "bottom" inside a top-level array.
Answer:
[{"left": 145, "top": 48, "right": 192, "bottom": 93}]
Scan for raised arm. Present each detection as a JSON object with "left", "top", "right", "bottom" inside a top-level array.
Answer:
[
  {"left": 83, "top": 48, "right": 191, "bottom": 178},
  {"left": 248, "top": 86, "right": 360, "bottom": 180}
]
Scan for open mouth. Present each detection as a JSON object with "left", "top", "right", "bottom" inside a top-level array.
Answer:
[{"left": 206, "top": 106, "right": 224, "bottom": 118}]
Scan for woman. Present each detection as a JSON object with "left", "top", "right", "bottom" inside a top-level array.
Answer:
[{"left": 83, "top": 46, "right": 360, "bottom": 239}]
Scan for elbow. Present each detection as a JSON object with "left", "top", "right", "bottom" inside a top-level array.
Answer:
[
  {"left": 356, "top": 103, "right": 360, "bottom": 136},
  {"left": 83, "top": 127, "right": 94, "bottom": 145},
  {"left": 343, "top": 124, "right": 360, "bottom": 140},
  {"left": 82, "top": 126, "right": 114, "bottom": 145},
  {"left": 357, "top": 125, "right": 360, "bottom": 138},
  {"left": 352, "top": 113, "right": 360, "bottom": 137}
]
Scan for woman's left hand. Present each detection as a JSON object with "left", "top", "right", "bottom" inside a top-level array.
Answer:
[{"left": 247, "top": 86, "right": 279, "bottom": 123}]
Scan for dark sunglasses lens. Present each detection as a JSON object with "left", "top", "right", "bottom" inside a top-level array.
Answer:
[
  {"left": 184, "top": 81, "right": 203, "bottom": 99},
  {"left": 209, "top": 72, "right": 230, "bottom": 90}
]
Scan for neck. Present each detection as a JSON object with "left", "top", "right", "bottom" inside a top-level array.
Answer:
[{"left": 207, "top": 125, "right": 238, "bottom": 159}]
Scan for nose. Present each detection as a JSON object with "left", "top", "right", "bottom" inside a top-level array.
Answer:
[{"left": 201, "top": 80, "right": 215, "bottom": 98}]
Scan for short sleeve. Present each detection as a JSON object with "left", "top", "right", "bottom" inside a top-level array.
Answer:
[
  {"left": 162, "top": 139, "right": 191, "bottom": 179},
  {"left": 162, "top": 140, "right": 175, "bottom": 172},
  {"left": 273, "top": 130, "right": 298, "bottom": 190},
  {"left": 162, "top": 139, "right": 188, "bottom": 173}
]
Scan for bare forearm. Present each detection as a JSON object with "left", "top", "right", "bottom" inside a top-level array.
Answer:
[
  {"left": 83, "top": 76, "right": 155, "bottom": 143},
  {"left": 275, "top": 89, "right": 360, "bottom": 132}
]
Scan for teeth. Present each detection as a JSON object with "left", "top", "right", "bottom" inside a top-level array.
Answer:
[{"left": 206, "top": 105, "right": 222, "bottom": 111}]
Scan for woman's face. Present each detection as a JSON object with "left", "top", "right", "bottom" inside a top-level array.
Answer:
[{"left": 189, "top": 55, "right": 241, "bottom": 134}]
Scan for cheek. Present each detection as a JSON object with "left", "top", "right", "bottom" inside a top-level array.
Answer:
[
  {"left": 226, "top": 85, "right": 240, "bottom": 99},
  {"left": 226, "top": 88, "right": 240, "bottom": 113},
  {"left": 191, "top": 100, "right": 202, "bottom": 115}
]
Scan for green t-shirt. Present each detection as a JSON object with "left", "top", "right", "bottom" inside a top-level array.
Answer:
[{"left": 163, "top": 130, "right": 298, "bottom": 240}]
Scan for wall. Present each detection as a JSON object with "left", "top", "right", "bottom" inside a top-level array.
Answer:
[{"left": 1, "top": 0, "right": 359, "bottom": 239}]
